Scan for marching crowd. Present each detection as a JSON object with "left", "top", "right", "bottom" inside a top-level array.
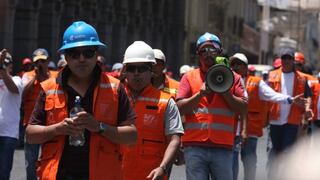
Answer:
[{"left": 0, "top": 20, "right": 319, "bottom": 180}]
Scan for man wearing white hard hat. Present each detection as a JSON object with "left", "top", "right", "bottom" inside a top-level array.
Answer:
[
  {"left": 230, "top": 52, "right": 307, "bottom": 180},
  {"left": 152, "top": 49, "right": 180, "bottom": 98},
  {"left": 121, "top": 41, "right": 184, "bottom": 180},
  {"left": 179, "top": 65, "right": 192, "bottom": 78}
]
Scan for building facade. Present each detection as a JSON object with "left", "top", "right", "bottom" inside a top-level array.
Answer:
[{"left": 0, "top": 0, "right": 185, "bottom": 76}]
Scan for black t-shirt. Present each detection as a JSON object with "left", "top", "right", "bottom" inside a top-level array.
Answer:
[{"left": 30, "top": 66, "right": 136, "bottom": 179}]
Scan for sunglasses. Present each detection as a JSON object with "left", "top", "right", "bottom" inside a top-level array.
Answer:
[
  {"left": 294, "top": 63, "right": 303, "bottom": 67},
  {"left": 199, "top": 47, "right": 220, "bottom": 55},
  {"left": 65, "top": 49, "right": 96, "bottom": 59},
  {"left": 126, "top": 65, "right": 151, "bottom": 73},
  {"left": 230, "top": 61, "right": 245, "bottom": 66}
]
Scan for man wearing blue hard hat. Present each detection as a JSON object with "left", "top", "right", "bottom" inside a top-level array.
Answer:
[
  {"left": 25, "top": 21, "right": 137, "bottom": 180},
  {"left": 176, "top": 32, "right": 247, "bottom": 180}
]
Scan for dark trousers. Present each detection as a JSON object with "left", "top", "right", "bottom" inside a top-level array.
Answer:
[
  {"left": 268, "top": 123, "right": 298, "bottom": 179},
  {"left": 0, "top": 136, "right": 18, "bottom": 180}
]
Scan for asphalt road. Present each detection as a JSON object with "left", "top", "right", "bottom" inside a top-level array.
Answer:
[{"left": 10, "top": 131, "right": 269, "bottom": 180}]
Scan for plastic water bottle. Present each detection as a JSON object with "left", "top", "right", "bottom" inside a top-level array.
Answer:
[{"left": 69, "top": 96, "right": 85, "bottom": 146}]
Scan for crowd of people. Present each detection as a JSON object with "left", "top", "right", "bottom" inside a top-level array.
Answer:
[{"left": 0, "top": 20, "right": 319, "bottom": 180}]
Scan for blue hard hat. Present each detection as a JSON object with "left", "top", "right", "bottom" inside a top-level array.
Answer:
[
  {"left": 196, "top": 32, "right": 221, "bottom": 50},
  {"left": 58, "top": 21, "right": 105, "bottom": 52}
]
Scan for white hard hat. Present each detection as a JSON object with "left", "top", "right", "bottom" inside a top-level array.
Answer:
[
  {"left": 230, "top": 53, "right": 248, "bottom": 65},
  {"left": 153, "top": 49, "right": 166, "bottom": 62},
  {"left": 123, "top": 41, "right": 156, "bottom": 64},
  {"left": 180, "top": 65, "right": 192, "bottom": 75},
  {"left": 112, "top": 63, "right": 123, "bottom": 71}
]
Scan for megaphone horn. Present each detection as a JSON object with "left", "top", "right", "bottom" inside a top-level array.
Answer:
[{"left": 205, "top": 64, "right": 234, "bottom": 93}]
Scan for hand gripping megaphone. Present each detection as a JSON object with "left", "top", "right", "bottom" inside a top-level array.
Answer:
[{"left": 205, "top": 62, "right": 234, "bottom": 93}]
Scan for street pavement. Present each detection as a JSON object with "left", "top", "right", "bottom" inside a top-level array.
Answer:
[{"left": 10, "top": 131, "right": 269, "bottom": 180}]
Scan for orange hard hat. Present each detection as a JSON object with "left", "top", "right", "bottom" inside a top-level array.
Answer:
[
  {"left": 294, "top": 52, "right": 305, "bottom": 64},
  {"left": 273, "top": 58, "right": 282, "bottom": 69}
]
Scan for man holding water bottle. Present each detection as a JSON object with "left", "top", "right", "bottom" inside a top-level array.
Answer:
[{"left": 25, "top": 21, "right": 137, "bottom": 180}]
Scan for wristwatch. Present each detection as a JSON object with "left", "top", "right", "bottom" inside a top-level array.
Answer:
[
  {"left": 160, "top": 165, "right": 168, "bottom": 174},
  {"left": 98, "top": 122, "right": 107, "bottom": 135},
  {"left": 287, "top": 97, "right": 293, "bottom": 104}
]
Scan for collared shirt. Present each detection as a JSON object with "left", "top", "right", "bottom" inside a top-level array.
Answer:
[{"left": 30, "top": 65, "right": 136, "bottom": 178}]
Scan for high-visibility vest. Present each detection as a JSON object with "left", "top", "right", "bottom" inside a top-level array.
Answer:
[
  {"left": 246, "top": 75, "right": 268, "bottom": 137},
  {"left": 182, "top": 68, "right": 236, "bottom": 146},
  {"left": 299, "top": 71, "right": 318, "bottom": 121},
  {"left": 38, "top": 74, "right": 122, "bottom": 180},
  {"left": 122, "top": 85, "right": 170, "bottom": 180},
  {"left": 268, "top": 68, "right": 305, "bottom": 125},
  {"left": 163, "top": 76, "right": 180, "bottom": 98},
  {"left": 23, "top": 70, "right": 59, "bottom": 126},
  {"left": 312, "top": 83, "right": 320, "bottom": 121}
]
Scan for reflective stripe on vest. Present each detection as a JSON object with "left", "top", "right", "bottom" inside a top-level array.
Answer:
[
  {"left": 163, "top": 87, "right": 177, "bottom": 94},
  {"left": 100, "top": 83, "right": 118, "bottom": 89},
  {"left": 46, "top": 89, "right": 64, "bottom": 96},
  {"left": 192, "top": 107, "right": 234, "bottom": 117},
  {"left": 137, "top": 96, "right": 169, "bottom": 103},
  {"left": 184, "top": 122, "right": 234, "bottom": 132}
]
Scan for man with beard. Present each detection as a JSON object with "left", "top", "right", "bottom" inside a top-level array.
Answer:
[
  {"left": 121, "top": 41, "right": 184, "bottom": 180},
  {"left": 176, "top": 32, "right": 247, "bottom": 180}
]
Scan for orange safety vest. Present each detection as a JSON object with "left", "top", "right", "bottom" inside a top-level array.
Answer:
[
  {"left": 311, "top": 83, "right": 320, "bottom": 121},
  {"left": 299, "top": 71, "right": 318, "bottom": 121},
  {"left": 122, "top": 85, "right": 170, "bottom": 180},
  {"left": 163, "top": 76, "right": 180, "bottom": 98},
  {"left": 23, "top": 70, "right": 59, "bottom": 126},
  {"left": 182, "top": 68, "right": 236, "bottom": 146},
  {"left": 245, "top": 75, "right": 268, "bottom": 137},
  {"left": 38, "top": 74, "right": 122, "bottom": 180},
  {"left": 268, "top": 68, "right": 305, "bottom": 125}
]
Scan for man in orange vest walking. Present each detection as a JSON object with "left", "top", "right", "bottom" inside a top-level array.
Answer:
[
  {"left": 267, "top": 48, "right": 310, "bottom": 178},
  {"left": 152, "top": 49, "right": 180, "bottom": 98},
  {"left": 176, "top": 32, "right": 247, "bottom": 180},
  {"left": 229, "top": 53, "right": 307, "bottom": 180},
  {"left": 21, "top": 48, "right": 58, "bottom": 180},
  {"left": 25, "top": 21, "right": 137, "bottom": 180},
  {"left": 121, "top": 41, "right": 184, "bottom": 180}
]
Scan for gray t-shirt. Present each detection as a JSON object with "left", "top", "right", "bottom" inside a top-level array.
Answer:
[{"left": 164, "top": 98, "right": 184, "bottom": 136}]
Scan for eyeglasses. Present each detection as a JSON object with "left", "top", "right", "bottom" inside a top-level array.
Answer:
[
  {"left": 65, "top": 49, "right": 97, "bottom": 59},
  {"left": 126, "top": 65, "right": 151, "bottom": 73},
  {"left": 294, "top": 63, "right": 303, "bottom": 67},
  {"left": 199, "top": 47, "right": 220, "bottom": 55}
]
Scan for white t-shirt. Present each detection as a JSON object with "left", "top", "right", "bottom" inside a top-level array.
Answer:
[
  {"left": 269, "top": 72, "right": 294, "bottom": 125},
  {"left": 0, "top": 76, "right": 23, "bottom": 139}
]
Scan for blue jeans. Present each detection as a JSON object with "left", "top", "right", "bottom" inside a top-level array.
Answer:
[
  {"left": 184, "top": 146, "right": 233, "bottom": 180},
  {"left": 233, "top": 137, "right": 258, "bottom": 180},
  {"left": 0, "top": 136, "right": 18, "bottom": 180},
  {"left": 24, "top": 141, "right": 40, "bottom": 180},
  {"left": 268, "top": 124, "right": 298, "bottom": 178}
]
